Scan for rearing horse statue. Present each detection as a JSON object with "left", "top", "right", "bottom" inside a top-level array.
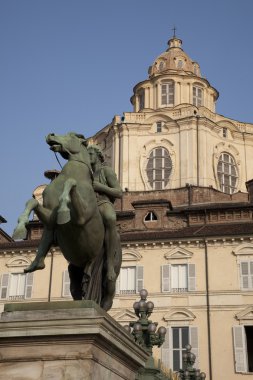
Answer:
[{"left": 13, "top": 132, "right": 122, "bottom": 311}]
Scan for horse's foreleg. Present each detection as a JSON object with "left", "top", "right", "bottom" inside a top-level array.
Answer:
[
  {"left": 69, "top": 185, "right": 90, "bottom": 225},
  {"left": 57, "top": 178, "right": 77, "bottom": 224},
  {"left": 13, "top": 198, "right": 39, "bottom": 240},
  {"left": 24, "top": 229, "right": 54, "bottom": 273},
  {"left": 57, "top": 178, "right": 91, "bottom": 225}
]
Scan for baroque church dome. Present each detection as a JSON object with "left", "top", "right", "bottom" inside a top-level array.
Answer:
[{"left": 148, "top": 37, "right": 201, "bottom": 78}]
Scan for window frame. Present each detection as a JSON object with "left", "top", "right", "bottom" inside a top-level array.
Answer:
[
  {"left": 217, "top": 152, "right": 238, "bottom": 194},
  {"left": 161, "top": 81, "right": 175, "bottom": 106},
  {"left": 116, "top": 265, "right": 144, "bottom": 295},
  {"left": 192, "top": 85, "right": 203, "bottom": 107},
  {"left": 146, "top": 147, "right": 173, "bottom": 190},
  {"left": 161, "top": 264, "right": 196, "bottom": 293},
  {"left": 233, "top": 325, "right": 253, "bottom": 373},
  {"left": 240, "top": 261, "right": 253, "bottom": 291},
  {"left": 161, "top": 325, "right": 199, "bottom": 372},
  {"left": 0, "top": 272, "right": 33, "bottom": 300}
]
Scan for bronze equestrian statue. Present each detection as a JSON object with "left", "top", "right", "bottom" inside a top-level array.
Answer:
[{"left": 13, "top": 132, "right": 122, "bottom": 311}]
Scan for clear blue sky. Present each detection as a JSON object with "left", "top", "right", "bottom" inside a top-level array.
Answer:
[{"left": 1, "top": 0, "right": 253, "bottom": 235}]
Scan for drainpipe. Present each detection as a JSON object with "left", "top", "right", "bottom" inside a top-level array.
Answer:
[
  {"left": 196, "top": 115, "right": 200, "bottom": 186},
  {"left": 48, "top": 249, "right": 54, "bottom": 302},
  {"left": 203, "top": 228, "right": 213, "bottom": 380},
  {"left": 243, "top": 132, "right": 248, "bottom": 183}
]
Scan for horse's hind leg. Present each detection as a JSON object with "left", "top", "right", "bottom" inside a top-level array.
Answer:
[
  {"left": 24, "top": 228, "right": 54, "bottom": 273},
  {"left": 13, "top": 198, "right": 39, "bottom": 239},
  {"left": 68, "top": 263, "right": 84, "bottom": 300}
]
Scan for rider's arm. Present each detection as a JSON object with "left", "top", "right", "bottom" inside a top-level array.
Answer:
[{"left": 93, "top": 167, "right": 122, "bottom": 199}]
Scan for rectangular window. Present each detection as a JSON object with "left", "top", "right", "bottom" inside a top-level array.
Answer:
[
  {"left": 240, "top": 261, "right": 253, "bottom": 290},
  {"left": 161, "top": 326, "right": 199, "bottom": 372},
  {"left": 172, "top": 327, "right": 189, "bottom": 371},
  {"left": 117, "top": 266, "right": 144, "bottom": 295},
  {"left": 0, "top": 273, "right": 33, "bottom": 300},
  {"left": 222, "top": 127, "right": 228, "bottom": 138},
  {"left": 171, "top": 264, "right": 187, "bottom": 292},
  {"left": 9, "top": 273, "right": 26, "bottom": 297},
  {"left": 161, "top": 264, "right": 196, "bottom": 293},
  {"left": 193, "top": 86, "right": 203, "bottom": 107},
  {"left": 161, "top": 82, "right": 174, "bottom": 106},
  {"left": 233, "top": 325, "right": 253, "bottom": 373},
  {"left": 156, "top": 122, "right": 162, "bottom": 133}
]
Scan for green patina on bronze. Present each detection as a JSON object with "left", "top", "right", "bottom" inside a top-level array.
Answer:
[
  {"left": 13, "top": 132, "right": 122, "bottom": 311},
  {"left": 4, "top": 300, "right": 101, "bottom": 313}
]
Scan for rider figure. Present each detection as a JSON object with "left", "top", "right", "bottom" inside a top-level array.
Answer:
[{"left": 87, "top": 145, "right": 122, "bottom": 281}]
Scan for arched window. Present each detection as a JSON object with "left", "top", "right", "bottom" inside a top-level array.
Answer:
[
  {"left": 217, "top": 152, "right": 238, "bottom": 194},
  {"left": 146, "top": 147, "right": 172, "bottom": 190},
  {"left": 144, "top": 211, "right": 158, "bottom": 221},
  {"left": 161, "top": 81, "right": 174, "bottom": 106},
  {"left": 193, "top": 86, "right": 203, "bottom": 107}
]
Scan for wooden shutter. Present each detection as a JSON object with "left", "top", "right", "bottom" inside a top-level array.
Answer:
[
  {"left": 241, "top": 262, "right": 250, "bottom": 290},
  {"left": 0, "top": 273, "right": 9, "bottom": 299},
  {"left": 250, "top": 262, "right": 253, "bottom": 289},
  {"left": 233, "top": 326, "right": 248, "bottom": 373},
  {"left": 136, "top": 266, "right": 144, "bottom": 293},
  {"left": 25, "top": 273, "right": 33, "bottom": 299},
  {"left": 115, "top": 272, "right": 120, "bottom": 295},
  {"left": 161, "top": 265, "right": 171, "bottom": 292},
  {"left": 62, "top": 270, "right": 71, "bottom": 297},
  {"left": 161, "top": 84, "right": 167, "bottom": 105},
  {"left": 189, "top": 326, "right": 199, "bottom": 368},
  {"left": 161, "top": 327, "right": 170, "bottom": 372},
  {"left": 188, "top": 264, "right": 196, "bottom": 291}
]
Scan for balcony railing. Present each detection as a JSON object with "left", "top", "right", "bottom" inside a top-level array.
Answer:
[
  {"left": 171, "top": 287, "right": 188, "bottom": 293},
  {"left": 120, "top": 289, "right": 136, "bottom": 295},
  {"left": 8, "top": 295, "right": 25, "bottom": 301}
]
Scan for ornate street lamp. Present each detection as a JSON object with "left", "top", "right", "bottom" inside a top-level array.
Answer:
[
  {"left": 178, "top": 344, "right": 206, "bottom": 379},
  {"left": 125, "top": 289, "right": 167, "bottom": 355}
]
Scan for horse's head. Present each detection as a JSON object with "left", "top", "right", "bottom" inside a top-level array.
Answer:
[{"left": 46, "top": 132, "right": 88, "bottom": 160}]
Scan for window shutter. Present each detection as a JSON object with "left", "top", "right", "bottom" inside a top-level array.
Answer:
[
  {"left": 250, "top": 262, "right": 253, "bottom": 289},
  {"left": 115, "top": 273, "right": 120, "bottom": 295},
  {"left": 161, "top": 327, "right": 170, "bottom": 372},
  {"left": 62, "top": 270, "right": 71, "bottom": 297},
  {"left": 25, "top": 273, "right": 33, "bottom": 299},
  {"left": 233, "top": 326, "right": 248, "bottom": 373},
  {"left": 136, "top": 266, "right": 144, "bottom": 293},
  {"left": 188, "top": 264, "right": 196, "bottom": 291},
  {"left": 189, "top": 326, "right": 199, "bottom": 368},
  {"left": 0, "top": 273, "right": 9, "bottom": 299},
  {"left": 161, "top": 265, "right": 171, "bottom": 292},
  {"left": 241, "top": 262, "right": 250, "bottom": 290}
]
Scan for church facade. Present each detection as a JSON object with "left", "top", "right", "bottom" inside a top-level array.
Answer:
[{"left": 1, "top": 35, "right": 253, "bottom": 380}]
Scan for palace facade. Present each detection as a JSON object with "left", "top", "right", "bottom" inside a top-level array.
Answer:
[{"left": 1, "top": 35, "right": 253, "bottom": 380}]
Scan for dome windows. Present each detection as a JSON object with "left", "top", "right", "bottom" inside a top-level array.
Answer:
[
  {"left": 158, "top": 61, "right": 165, "bottom": 71},
  {"left": 161, "top": 81, "right": 175, "bottom": 107},
  {"left": 177, "top": 59, "right": 184, "bottom": 69},
  {"left": 217, "top": 153, "right": 238, "bottom": 194},
  {"left": 146, "top": 147, "right": 172, "bottom": 190},
  {"left": 193, "top": 85, "right": 203, "bottom": 107},
  {"left": 138, "top": 89, "right": 145, "bottom": 110}
]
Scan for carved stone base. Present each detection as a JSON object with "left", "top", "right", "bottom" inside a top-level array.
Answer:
[{"left": 0, "top": 301, "right": 148, "bottom": 380}]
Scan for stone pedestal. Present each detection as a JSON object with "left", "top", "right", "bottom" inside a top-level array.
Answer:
[{"left": 0, "top": 301, "right": 148, "bottom": 380}]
